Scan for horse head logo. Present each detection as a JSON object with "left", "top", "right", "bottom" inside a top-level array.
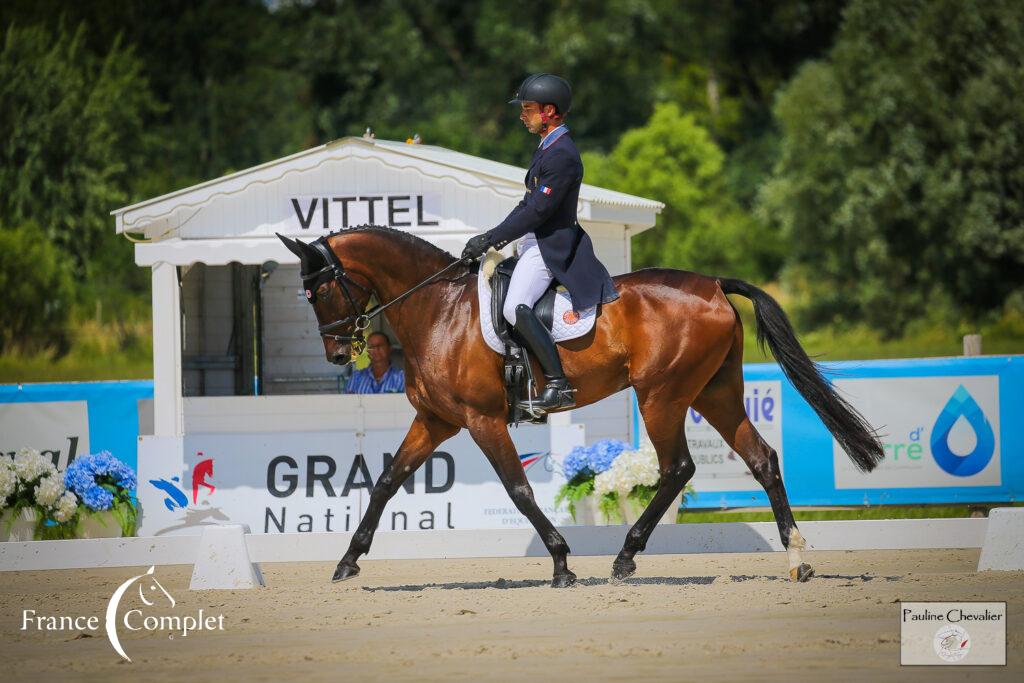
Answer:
[{"left": 105, "top": 566, "right": 175, "bottom": 662}]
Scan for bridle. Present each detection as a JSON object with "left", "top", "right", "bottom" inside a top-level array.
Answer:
[
  {"left": 301, "top": 235, "right": 471, "bottom": 364},
  {"left": 301, "top": 238, "right": 374, "bottom": 361}
]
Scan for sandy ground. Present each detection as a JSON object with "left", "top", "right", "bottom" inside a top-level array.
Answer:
[{"left": 0, "top": 549, "right": 1020, "bottom": 682}]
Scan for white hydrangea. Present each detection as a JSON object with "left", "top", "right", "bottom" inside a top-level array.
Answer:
[
  {"left": 0, "top": 458, "right": 16, "bottom": 503},
  {"left": 52, "top": 491, "right": 79, "bottom": 523},
  {"left": 34, "top": 474, "right": 64, "bottom": 508},
  {"left": 13, "top": 448, "right": 57, "bottom": 483},
  {"left": 594, "top": 443, "right": 661, "bottom": 496}
]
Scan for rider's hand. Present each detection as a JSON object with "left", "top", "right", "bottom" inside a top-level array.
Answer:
[{"left": 461, "top": 233, "right": 492, "bottom": 261}]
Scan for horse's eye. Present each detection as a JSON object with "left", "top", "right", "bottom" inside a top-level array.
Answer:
[{"left": 317, "top": 286, "right": 330, "bottom": 301}]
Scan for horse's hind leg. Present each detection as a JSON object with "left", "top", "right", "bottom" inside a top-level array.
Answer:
[
  {"left": 692, "top": 339, "right": 814, "bottom": 582},
  {"left": 611, "top": 385, "right": 696, "bottom": 582},
  {"left": 333, "top": 414, "right": 458, "bottom": 582},
  {"left": 468, "top": 416, "right": 576, "bottom": 588}
]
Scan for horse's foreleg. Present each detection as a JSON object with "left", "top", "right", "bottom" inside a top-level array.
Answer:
[
  {"left": 468, "top": 417, "right": 576, "bottom": 588},
  {"left": 332, "top": 414, "right": 458, "bottom": 583},
  {"left": 612, "top": 387, "right": 695, "bottom": 582}
]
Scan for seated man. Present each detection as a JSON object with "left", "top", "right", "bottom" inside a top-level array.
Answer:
[{"left": 344, "top": 332, "right": 405, "bottom": 394}]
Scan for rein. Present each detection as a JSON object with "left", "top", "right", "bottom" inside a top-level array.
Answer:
[{"left": 303, "top": 236, "right": 469, "bottom": 363}]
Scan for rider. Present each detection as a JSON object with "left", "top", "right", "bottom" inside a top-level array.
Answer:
[{"left": 461, "top": 73, "right": 619, "bottom": 414}]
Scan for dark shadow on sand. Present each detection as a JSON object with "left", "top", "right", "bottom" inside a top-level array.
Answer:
[
  {"left": 361, "top": 573, "right": 902, "bottom": 592},
  {"left": 362, "top": 576, "right": 718, "bottom": 592}
]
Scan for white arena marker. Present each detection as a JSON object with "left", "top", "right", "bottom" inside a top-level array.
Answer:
[
  {"left": 978, "top": 507, "right": 1024, "bottom": 572},
  {"left": 189, "top": 524, "right": 265, "bottom": 590}
]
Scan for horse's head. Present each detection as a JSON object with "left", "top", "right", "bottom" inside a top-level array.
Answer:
[{"left": 277, "top": 233, "right": 374, "bottom": 366}]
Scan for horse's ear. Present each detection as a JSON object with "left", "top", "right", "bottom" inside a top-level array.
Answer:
[{"left": 277, "top": 233, "right": 307, "bottom": 260}]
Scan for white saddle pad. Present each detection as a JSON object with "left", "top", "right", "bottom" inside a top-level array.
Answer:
[{"left": 477, "top": 250, "right": 597, "bottom": 355}]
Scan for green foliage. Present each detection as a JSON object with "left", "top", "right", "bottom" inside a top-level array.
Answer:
[
  {"left": 585, "top": 103, "right": 784, "bottom": 279},
  {"left": 553, "top": 476, "right": 594, "bottom": 522},
  {"left": 0, "top": 21, "right": 160, "bottom": 275},
  {"left": 0, "top": 223, "right": 73, "bottom": 352},
  {"left": 1, "top": 0, "right": 1018, "bottom": 367},
  {"left": 85, "top": 482, "right": 138, "bottom": 537},
  {"left": 598, "top": 492, "right": 622, "bottom": 524},
  {"left": 759, "top": 0, "right": 1024, "bottom": 335},
  {"left": 36, "top": 514, "right": 79, "bottom": 540}
]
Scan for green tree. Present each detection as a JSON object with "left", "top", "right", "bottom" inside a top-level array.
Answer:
[
  {"left": 759, "top": 0, "right": 1024, "bottom": 334},
  {"left": 0, "top": 21, "right": 159, "bottom": 282},
  {"left": 0, "top": 223, "right": 73, "bottom": 352},
  {"left": 585, "top": 103, "right": 781, "bottom": 279}
]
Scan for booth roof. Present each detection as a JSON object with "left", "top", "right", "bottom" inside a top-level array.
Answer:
[{"left": 111, "top": 136, "right": 664, "bottom": 236}]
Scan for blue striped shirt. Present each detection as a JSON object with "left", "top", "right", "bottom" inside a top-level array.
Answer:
[{"left": 344, "top": 364, "right": 405, "bottom": 394}]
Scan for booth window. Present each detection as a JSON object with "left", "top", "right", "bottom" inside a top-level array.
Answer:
[{"left": 180, "top": 263, "right": 403, "bottom": 397}]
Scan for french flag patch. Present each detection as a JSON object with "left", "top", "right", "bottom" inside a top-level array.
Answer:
[{"left": 539, "top": 185, "right": 552, "bottom": 195}]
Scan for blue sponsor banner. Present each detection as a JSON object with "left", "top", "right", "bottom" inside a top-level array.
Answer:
[
  {"left": 0, "top": 380, "right": 153, "bottom": 479},
  {"left": 632, "top": 356, "right": 1024, "bottom": 509}
]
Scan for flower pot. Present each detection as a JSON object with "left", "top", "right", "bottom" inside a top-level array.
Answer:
[
  {"left": 2, "top": 507, "right": 40, "bottom": 541},
  {"left": 574, "top": 495, "right": 602, "bottom": 525},
  {"left": 619, "top": 490, "right": 683, "bottom": 526},
  {"left": 77, "top": 511, "right": 125, "bottom": 539}
]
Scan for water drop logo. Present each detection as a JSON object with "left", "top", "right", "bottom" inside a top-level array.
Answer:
[{"left": 930, "top": 385, "right": 995, "bottom": 477}]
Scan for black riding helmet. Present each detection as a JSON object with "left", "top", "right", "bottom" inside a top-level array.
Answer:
[{"left": 509, "top": 73, "right": 572, "bottom": 115}]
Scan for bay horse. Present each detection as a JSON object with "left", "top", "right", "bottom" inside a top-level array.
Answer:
[{"left": 277, "top": 226, "right": 883, "bottom": 587}]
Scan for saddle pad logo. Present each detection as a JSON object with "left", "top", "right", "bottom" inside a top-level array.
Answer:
[{"left": 563, "top": 310, "right": 580, "bottom": 325}]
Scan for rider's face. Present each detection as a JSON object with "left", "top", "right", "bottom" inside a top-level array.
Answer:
[{"left": 520, "top": 101, "right": 553, "bottom": 134}]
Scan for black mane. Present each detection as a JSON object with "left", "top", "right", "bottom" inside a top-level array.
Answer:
[{"left": 329, "top": 224, "right": 458, "bottom": 266}]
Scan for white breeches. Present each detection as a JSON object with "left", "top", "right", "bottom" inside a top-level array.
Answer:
[{"left": 503, "top": 233, "right": 554, "bottom": 325}]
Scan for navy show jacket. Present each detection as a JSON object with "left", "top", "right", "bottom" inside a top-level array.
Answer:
[{"left": 484, "top": 130, "right": 619, "bottom": 312}]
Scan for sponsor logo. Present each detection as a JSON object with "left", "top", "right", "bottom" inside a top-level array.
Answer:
[
  {"left": 148, "top": 455, "right": 216, "bottom": 511},
  {"left": 833, "top": 377, "right": 1000, "bottom": 489},
  {"left": 289, "top": 194, "right": 439, "bottom": 232},
  {"left": 930, "top": 385, "right": 995, "bottom": 477},
  {"left": 519, "top": 451, "right": 549, "bottom": 471},
  {"left": 563, "top": 310, "right": 580, "bottom": 325}
]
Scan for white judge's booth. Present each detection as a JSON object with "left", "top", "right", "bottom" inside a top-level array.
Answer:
[{"left": 113, "top": 136, "right": 663, "bottom": 536}]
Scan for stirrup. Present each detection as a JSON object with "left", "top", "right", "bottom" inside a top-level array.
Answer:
[{"left": 517, "top": 379, "right": 576, "bottom": 414}]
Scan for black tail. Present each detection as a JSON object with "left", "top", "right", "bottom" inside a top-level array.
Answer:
[{"left": 719, "top": 278, "right": 883, "bottom": 472}]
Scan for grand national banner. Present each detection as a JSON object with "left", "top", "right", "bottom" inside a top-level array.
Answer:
[{"left": 137, "top": 428, "right": 573, "bottom": 536}]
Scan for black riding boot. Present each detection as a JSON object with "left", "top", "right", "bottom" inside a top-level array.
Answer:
[{"left": 513, "top": 304, "right": 576, "bottom": 413}]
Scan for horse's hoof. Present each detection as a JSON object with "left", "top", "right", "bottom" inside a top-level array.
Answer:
[
  {"left": 790, "top": 563, "right": 814, "bottom": 582},
  {"left": 610, "top": 558, "right": 636, "bottom": 583},
  {"left": 332, "top": 562, "right": 360, "bottom": 583},
  {"left": 551, "top": 571, "right": 577, "bottom": 588}
]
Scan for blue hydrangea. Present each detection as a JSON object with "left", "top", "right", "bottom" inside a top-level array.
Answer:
[
  {"left": 63, "top": 451, "right": 137, "bottom": 511},
  {"left": 562, "top": 440, "right": 629, "bottom": 481},
  {"left": 588, "top": 439, "right": 628, "bottom": 474},
  {"left": 563, "top": 446, "right": 592, "bottom": 481}
]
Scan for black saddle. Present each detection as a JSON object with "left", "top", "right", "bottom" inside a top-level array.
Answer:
[
  {"left": 489, "top": 256, "right": 558, "bottom": 345},
  {"left": 487, "top": 256, "right": 559, "bottom": 426}
]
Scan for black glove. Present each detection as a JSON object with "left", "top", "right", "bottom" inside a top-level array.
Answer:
[{"left": 461, "top": 233, "right": 492, "bottom": 261}]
